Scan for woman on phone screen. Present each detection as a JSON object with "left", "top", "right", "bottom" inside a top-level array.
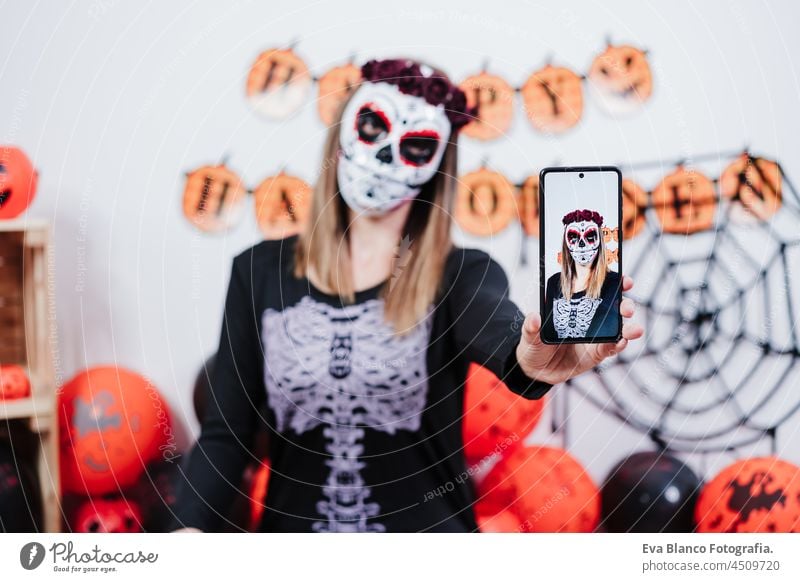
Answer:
[
  {"left": 542, "top": 209, "right": 622, "bottom": 340},
  {"left": 172, "top": 60, "right": 642, "bottom": 533}
]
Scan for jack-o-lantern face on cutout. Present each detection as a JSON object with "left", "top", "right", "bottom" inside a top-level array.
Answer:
[
  {"left": 182, "top": 164, "right": 247, "bottom": 233},
  {"left": 72, "top": 498, "right": 142, "bottom": 533},
  {"left": 652, "top": 167, "right": 717, "bottom": 234},
  {"left": 0, "top": 364, "right": 30, "bottom": 400},
  {"left": 720, "top": 154, "right": 782, "bottom": 221},
  {"left": 253, "top": 172, "right": 312, "bottom": 240},
  {"left": 459, "top": 73, "right": 514, "bottom": 141},
  {"left": 517, "top": 175, "right": 540, "bottom": 237},
  {"left": 317, "top": 63, "right": 362, "bottom": 126},
  {"left": 246, "top": 48, "right": 312, "bottom": 120},
  {"left": 621, "top": 178, "right": 649, "bottom": 239},
  {"left": 521, "top": 65, "right": 584, "bottom": 134},
  {"left": 0, "top": 146, "right": 38, "bottom": 220},
  {"left": 455, "top": 168, "right": 516, "bottom": 236},
  {"left": 588, "top": 44, "right": 653, "bottom": 116}
]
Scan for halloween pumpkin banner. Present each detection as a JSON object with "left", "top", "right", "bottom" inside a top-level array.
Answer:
[
  {"left": 181, "top": 162, "right": 312, "bottom": 238},
  {"left": 0, "top": 146, "right": 38, "bottom": 220},
  {"left": 244, "top": 42, "right": 653, "bottom": 136},
  {"left": 452, "top": 150, "right": 788, "bottom": 242}
]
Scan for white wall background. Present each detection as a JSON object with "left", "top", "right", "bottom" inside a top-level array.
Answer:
[{"left": 3, "top": 0, "right": 800, "bottom": 484}]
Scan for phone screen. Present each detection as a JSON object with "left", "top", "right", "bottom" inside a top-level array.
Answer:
[{"left": 539, "top": 167, "right": 623, "bottom": 344}]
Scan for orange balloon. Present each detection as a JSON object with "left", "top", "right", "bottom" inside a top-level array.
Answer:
[
  {"left": 0, "top": 146, "right": 38, "bottom": 219},
  {"left": 463, "top": 363, "right": 545, "bottom": 464},
  {"left": 249, "top": 459, "right": 271, "bottom": 531},
  {"left": 59, "top": 367, "right": 171, "bottom": 495},
  {"left": 476, "top": 509, "right": 521, "bottom": 533},
  {"left": 0, "top": 364, "right": 31, "bottom": 400},
  {"left": 695, "top": 457, "right": 800, "bottom": 533},
  {"left": 478, "top": 446, "right": 600, "bottom": 532}
]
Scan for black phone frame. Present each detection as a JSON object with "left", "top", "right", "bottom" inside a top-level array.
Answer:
[{"left": 538, "top": 165, "right": 623, "bottom": 345}]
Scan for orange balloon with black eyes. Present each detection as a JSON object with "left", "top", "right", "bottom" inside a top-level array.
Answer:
[
  {"left": 463, "top": 363, "right": 545, "bottom": 465},
  {"left": 521, "top": 65, "right": 584, "bottom": 134},
  {"left": 182, "top": 163, "right": 247, "bottom": 233},
  {"left": 719, "top": 154, "right": 782, "bottom": 221},
  {"left": 317, "top": 63, "right": 362, "bottom": 126},
  {"left": 70, "top": 498, "right": 143, "bottom": 533},
  {"left": 588, "top": 44, "right": 653, "bottom": 116},
  {"left": 652, "top": 166, "right": 717, "bottom": 234},
  {"left": 0, "top": 364, "right": 31, "bottom": 400},
  {"left": 246, "top": 48, "right": 312, "bottom": 120},
  {"left": 0, "top": 146, "right": 38, "bottom": 220},
  {"left": 253, "top": 172, "right": 312, "bottom": 240},
  {"left": 58, "top": 366, "right": 170, "bottom": 495},
  {"left": 455, "top": 168, "right": 517, "bottom": 237},
  {"left": 459, "top": 72, "right": 515, "bottom": 141}
]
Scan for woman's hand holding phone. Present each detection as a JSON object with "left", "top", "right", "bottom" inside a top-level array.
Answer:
[{"left": 516, "top": 275, "right": 643, "bottom": 385}]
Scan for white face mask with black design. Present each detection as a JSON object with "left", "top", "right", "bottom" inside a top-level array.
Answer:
[
  {"left": 337, "top": 82, "right": 451, "bottom": 215},
  {"left": 565, "top": 220, "right": 601, "bottom": 266}
]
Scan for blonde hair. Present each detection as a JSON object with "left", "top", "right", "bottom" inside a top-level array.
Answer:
[
  {"left": 294, "top": 69, "right": 458, "bottom": 334},
  {"left": 560, "top": 231, "right": 608, "bottom": 301}
]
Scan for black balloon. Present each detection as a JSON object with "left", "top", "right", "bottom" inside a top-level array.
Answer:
[
  {"left": 0, "top": 441, "right": 42, "bottom": 532},
  {"left": 601, "top": 451, "right": 701, "bottom": 533},
  {"left": 193, "top": 354, "right": 216, "bottom": 423}
]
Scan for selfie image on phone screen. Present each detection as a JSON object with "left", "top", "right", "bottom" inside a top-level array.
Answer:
[{"left": 540, "top": 167, "right": 622, "bottom": 344}]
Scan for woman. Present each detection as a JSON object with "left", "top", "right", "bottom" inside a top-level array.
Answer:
[
  {"left": 173, "top": 59, "right": 641, "bottom": 533},
  {"left": 543, "top": 209, "right": 621, "bottom": 340}
]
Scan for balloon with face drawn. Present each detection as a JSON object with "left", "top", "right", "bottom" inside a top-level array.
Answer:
[{"left": 337, "top": 82, "right": 452, "bottom": 215}]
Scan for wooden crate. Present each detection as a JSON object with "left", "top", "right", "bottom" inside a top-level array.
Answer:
[{"left": 0, "top": 219, "right": 60, "bottom": 532}]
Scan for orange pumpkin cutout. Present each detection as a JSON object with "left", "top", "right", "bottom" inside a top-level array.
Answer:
[
  {"left": 652, "top": 166, "right": 717, "bottom": 234},
  {"left": 246, "top": 48, "right": 312, "bottom": 120},
  {"left": 0, "top": 146, "right": 38, "bottom": 220},
  {"left": 253, "top": 172, "right": 312, "bottom": 240},
  {"left": 455, "top": 168, "right": 516, "bottom": 236},
  {"left": 463, "top": 363, "right": 545, "bottom": 465},
  {"left": 477, "top": 445, "right": 600, "bottom": 532},
  {"left": 0, "top": 364, "right": 31, "bottom": 400},
  {"left": 695, "top": 457, "right": 800, "bottom": 533},
  {"left": 317, "top": 63, "right": 362, "bottom": 126},
  {"left": 517, "top": 175, "right": 540, "bottom": 237},
  {"left": 59, "top": 366, "right": 171, "bottom": 495},
  {"left": 720, "top": 154, "right": 782, "bottom": 221},
  {"left": 182, "top": 164, "right": 247, "bottom": 233},
  {"left": 459, "top": 73, "right": 515, "bottom": 141},
  {"left": 521, "top": 65, "right": 584, "bottom": 134},
  {"left": 588, "top": 44, "right": 653, "bottom": 116},
  {"left": 621, "top": 178, "right": 649, "bottom": 239}
]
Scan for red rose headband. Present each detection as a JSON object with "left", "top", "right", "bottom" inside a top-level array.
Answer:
[
  {"left": 563, "top": 209, "right": 604, "bottom": 227},
  {"left": 360, "top": 59, "right": 477, "bottom": 132}
]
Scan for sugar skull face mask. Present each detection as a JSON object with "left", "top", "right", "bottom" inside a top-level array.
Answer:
[
  {"left": 565, "top": 219, "right": 601, "bottom": 266},
  {"left": 337, "top": 82, "right": 452, "bottom": 215}
]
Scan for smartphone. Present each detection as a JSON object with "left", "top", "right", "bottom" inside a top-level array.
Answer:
[{"left": 539, "top": 166, "right": 623, "bottom": 344}]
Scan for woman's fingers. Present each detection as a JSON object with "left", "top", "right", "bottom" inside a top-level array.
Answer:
[
  {"left": 622, "top": 275, "right": 634, "bottom": 292},
  {"left": 521, "top": 312, "right": 543, "bottom": 346},
  {"left": 622, "top": 321, "right": 644, "bottom": 341},
  {"left": 620, "top": 297, "right": 635, "bottom": 318}
]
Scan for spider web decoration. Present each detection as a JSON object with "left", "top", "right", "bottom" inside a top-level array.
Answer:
[{"left": 564, "top": 150, "right": 800, "bottom": 453}]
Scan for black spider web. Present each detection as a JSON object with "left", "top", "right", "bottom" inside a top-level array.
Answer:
[{"left": 558, "top": 151, "right": 800, "bottom": 454}]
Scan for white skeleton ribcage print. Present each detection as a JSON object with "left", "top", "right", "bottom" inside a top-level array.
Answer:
[
  {"left": 261, "top": 295, "right": 431, "bottom": 532},
  {"left": 553, "top": 296, "right": 602, "bottom": 339}
]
